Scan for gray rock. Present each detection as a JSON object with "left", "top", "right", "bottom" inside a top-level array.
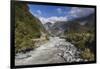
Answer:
[{"left": 15, "top": 37, "right": 83, "bottom": 66}]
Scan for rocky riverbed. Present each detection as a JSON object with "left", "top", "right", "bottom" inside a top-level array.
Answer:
[{"left": 15, "top": 37, "right": 83, "bottom": 66}]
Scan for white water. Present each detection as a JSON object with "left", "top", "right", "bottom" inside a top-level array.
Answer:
[{"left": 15, "top": 37, "right": 83, "bottom": 66}]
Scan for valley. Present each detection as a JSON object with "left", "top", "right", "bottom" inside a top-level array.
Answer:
[{"left": 15, "top": 2, "right": 95, "bottom": 65}]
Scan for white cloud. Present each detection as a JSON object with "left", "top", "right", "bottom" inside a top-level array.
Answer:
[
  {"left": 57, "top": 8, "right": 67, "bottom": 14},
  {"left": 29, "top": 7, "right": 94, "bottom": 25},
  {"left": 29, "top": 10, "right": 40, "bottom": 17},
  {"left": 57, "top": 8, "right": 62, "bottom": 14},
  {"left": 69, "top": 7, "right": 94, "bottom": 18},
  {"left": 39, "top": 16, "right": 68, "bottom": 24},
  {"left": 37, "top": 10, "right": 42, "bottom": 15}
]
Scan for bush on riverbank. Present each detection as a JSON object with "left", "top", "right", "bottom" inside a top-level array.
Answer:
[{"left": 65, "top": 32, "right": 95, "bottom": 61}]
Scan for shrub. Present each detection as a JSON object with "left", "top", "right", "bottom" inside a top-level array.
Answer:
[
  {"left": 65, "top": 32, "right": 95, "bottom": 61},
  {"left": 81, "top": 48, "right": 94, "bottom": 61}
]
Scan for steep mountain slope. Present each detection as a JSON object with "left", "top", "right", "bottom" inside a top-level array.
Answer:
[
  {"left": 44, "top": 22, "right": 53, "bottom": 35},
  {"left": 48, "top": 13, "right": 95, "bottom": 61},
  {"left": 50, "top": 13, "right": 95, "bottom": 36},
  {"left": 15, "top": 2, "right": 46, "bottom": 53},
  {"left": 65, "top": 13, "right": 95, "bottom": 61},
  {"left": 44, "top": 22, "right": 53, "bottom": 31}
]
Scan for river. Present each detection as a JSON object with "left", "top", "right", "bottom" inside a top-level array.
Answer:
[{"left": 15, "top": 37, "right": 83, "bottom": 66}]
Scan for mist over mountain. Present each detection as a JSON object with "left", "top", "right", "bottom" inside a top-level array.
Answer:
[{"left": 45, "top": 13, "right": 95, "bottom": 36}]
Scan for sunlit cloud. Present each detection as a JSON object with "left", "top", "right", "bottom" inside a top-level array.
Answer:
[
  {"left": 57, "top": 8, "right": 62, "bottom": 14},
  {"left": 69, "top": 7, "right": 94, "bottom": 18},
  {"left": 39, "top": 16, "right": 68, "bottom": 24},
  {"left": 28, "top": 4, "right": 94, "bottom": 24},
  {"left": 37, "top": 10, "right": 42, "bottom": 15}
]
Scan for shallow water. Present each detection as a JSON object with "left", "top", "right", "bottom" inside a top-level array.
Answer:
[{"left": 15, "top": 37, "right": 83, "bottom": 66}]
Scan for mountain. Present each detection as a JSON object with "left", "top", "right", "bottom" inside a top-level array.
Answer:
[
  {"left": 15, "top": 2, "right": 46, "bottom": 53},
  {"left": 44, "top": 22, "right": 53, "bottom": 35},
  {"left": 44, "top": 22, "right": 53, "bottom": 30},
  {"left": 50, "top": 13, "right": 95, "bottom": 36}
]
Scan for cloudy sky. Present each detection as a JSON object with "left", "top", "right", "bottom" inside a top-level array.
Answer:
[{"left": 28, "top": 4, "right": 94, "bottom": 24}]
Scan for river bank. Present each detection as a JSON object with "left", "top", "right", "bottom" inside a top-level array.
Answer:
[{"left": 15, "top": 37, "right": 83, "bottom": 66}]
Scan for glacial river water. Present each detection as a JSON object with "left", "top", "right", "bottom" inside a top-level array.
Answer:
[{"left": 15, "top": 37, "right": 83, "bottom": 66}]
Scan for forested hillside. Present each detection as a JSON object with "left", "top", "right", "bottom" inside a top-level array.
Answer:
[{"left": 15, "top": 2, "right": 46, "bottom": 53}]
